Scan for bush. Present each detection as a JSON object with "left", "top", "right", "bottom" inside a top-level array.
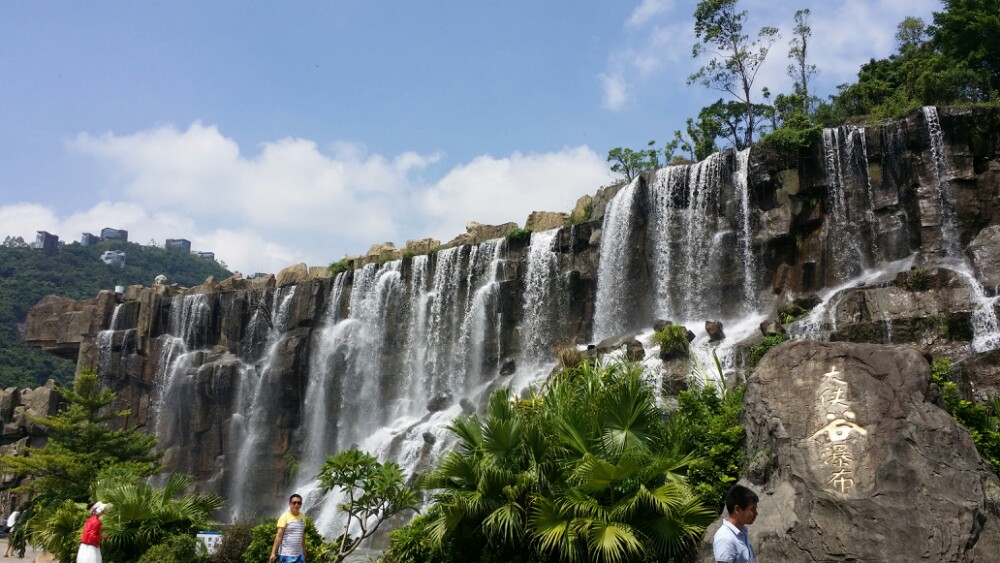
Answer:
[
  {"left": 209, "top": 524, "right": 253, "bottom": 563},
  {"left": 138, "top": 533, "right": 206, "bottom": 563},
  {"left": 748, "top": 333, "right": 787, "bottom": 369},
  {"left": 669, "top": 384, "right": 745, "bottom": 509},
  {"left": 931, "top": 359, "right": 1000, "bottom": 475},
  {"left": 505, "top": 227, "right": 532, "bottom": 245},
  {"left": 244, "top": 518, "right": 330, "bottom": 563},
  {"left": 653, "top": 324, "right": 690, "bottom": 358},
  {"left": 328, "top": 259, "right": 353, "bottom": 276}
]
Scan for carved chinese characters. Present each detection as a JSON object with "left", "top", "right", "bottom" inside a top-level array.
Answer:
[{"left": 809, "top": 366, "right": 870, "bottom": 494}]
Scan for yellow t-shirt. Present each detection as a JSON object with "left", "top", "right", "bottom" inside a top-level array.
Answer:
[{"left": 276, "top": 511, "right": 306, "bottom": 557}]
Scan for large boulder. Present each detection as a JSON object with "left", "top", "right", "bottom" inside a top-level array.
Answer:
[
  {"left": 701, "top": 340, "right": 1000, "bottom": 562},
  {"left": 275, "top": 263, "right": 309, "bottom": 287},
  {"left": 524, "top": 211, "right": 568, "bottom": 232}
]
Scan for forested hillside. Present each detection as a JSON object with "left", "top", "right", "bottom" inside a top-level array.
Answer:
[{"left": 0, "top": 237, "right": 231, "bottom": 388}]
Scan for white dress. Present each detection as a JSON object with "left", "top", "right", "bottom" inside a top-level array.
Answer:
[{"left": 76, "top": 543, "right": 102, "bottom": 563}]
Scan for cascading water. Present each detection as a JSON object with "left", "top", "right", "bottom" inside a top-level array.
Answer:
[
  {"left": 733, "top": 148, "right": 758, "bottom": 312},
  {"left": 457, "top": 239, "right": 505, "bottom": 387},
  {"left": 229, "top": 286, "right": 298, "bottom": 521},
  {"left": 520, "top": 230, "right": 561, "bottom": 364},
  {"left": 923, "top": 106, "right": 963, "bottom": 257},
  {"left": 593, "top": 177, "right": 641, "bottom": 339},
  {"left": 922, "top": 107, "right": 1000, "bottom": 351},
  {"left": 290, "top": 238, "right": 523, "bottom": 535},
  {"left": 821, "top": 126, "right": 877, "bottom": 282}
]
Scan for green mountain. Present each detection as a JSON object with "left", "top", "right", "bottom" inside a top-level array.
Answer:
[{"left": 0, "top": 237, "right": 232, "bottom": 388}]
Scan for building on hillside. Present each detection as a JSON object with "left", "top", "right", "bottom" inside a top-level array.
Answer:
[
  {"left": 192, "top": 251, "right": 215, "bottom": 261},
  {"left": 101, "top": 250, "right": 126, "bottom": 268},
  {"left": 34, "top": 231, "right": 59, "bottom": 254},
  {"left": 165, "top": 238, "right": 192, "bottom": 253},
  {"left": 100, "top": 227, "right": 128, "bottom": 242},
  {"left": 80, "top": 232, "right": 100, "bottom": 246}
]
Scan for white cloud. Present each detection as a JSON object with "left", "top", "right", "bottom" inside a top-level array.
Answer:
[
  {"left": 417, "top": 147, "right": 611, "bottom": 242},
  {"left": 600, "top": 72, "right": 629, "bottom": 110},
  {"left": 2, "top": 124, "right": 611, "bottom": 274},
  {"left": 627, "top": 0, "right": 673, "bottom": 28}
]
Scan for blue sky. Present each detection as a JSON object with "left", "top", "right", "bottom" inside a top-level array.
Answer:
[{"left": 0, "top": 0, "right": 937, "bottom": 273}]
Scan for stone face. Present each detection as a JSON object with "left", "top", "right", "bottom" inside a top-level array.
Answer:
[
  {"left": 570, "top": 194, "right": 594, "bottom": 224},
  {"left": 705, "top": 320, "right": 725, "bottom": 342},
  {"left": 700, "top": 340, "right": 1000, "bottom": 562},
  {"left": 968, "top": 225, "right": 1000, "bottom": 295},
  {"left": 275, "top": 263, "right": 309, "bottom": 287},
  {"left": 524, "top": 211, "right": 569, "bottom": 232},
  {"left": 404, "top": 238, "right": 441, "bottom": 255}
]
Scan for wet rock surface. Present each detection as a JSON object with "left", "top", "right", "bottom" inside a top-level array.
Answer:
[{"left": 701, "top": 340, "right": 1000, "bottom": 562}]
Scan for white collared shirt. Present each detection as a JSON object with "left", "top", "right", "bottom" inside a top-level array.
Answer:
[{"left": 712, "top": 519, "right": 756, "bottom": 563}]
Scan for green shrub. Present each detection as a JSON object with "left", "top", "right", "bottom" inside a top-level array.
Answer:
[
  {"left": 654, "top": 324, "right": 690, "bottom": 358},
  {"left": 905, "top": 267, "right": 931, "bottom": 291},
  {"left": 244, "top": 518, "right": 330, "bottom": 563},
  {"left": 931, "top": 359, "right": 1000, "bottom": 474},
  {"left": 505, "top": 227, "right": 532, "bottom": 245},
  {"left": 748, "top": 333, "right": 787, "bottom": 369},
  {"left": 138, "top": 533, "right": 205, "bottom": 563},
  {"left": 669, "top": 384, "right": 745, "bottom": 510},
  {"left": 209, "top": 524, "right": 253, "bottom": 563},
  {"left": 327, "top": 259, "right": 352, "bottom": 276}
]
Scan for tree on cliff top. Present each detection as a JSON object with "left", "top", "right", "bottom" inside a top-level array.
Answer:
[{"left": 688, "top": 0, "right": 779, "bottom": 148}]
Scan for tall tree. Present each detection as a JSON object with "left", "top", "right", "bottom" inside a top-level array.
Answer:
[
  {"left": 932, "top": 0, "right": 1000, "bottom": 94},
  {"left": 787, "top": 8, "right": 817, "bottom": 113},
  {"left": 688, "top": 0, "right": 779, "bottom": 148}
]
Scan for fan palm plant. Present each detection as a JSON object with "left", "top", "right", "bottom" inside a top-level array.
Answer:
[
  {"left": 92, "top": 472, "right": 224, "bottom": 561},
  {"left": 415, "top": 360, "right": 714, "bottom": 562}
]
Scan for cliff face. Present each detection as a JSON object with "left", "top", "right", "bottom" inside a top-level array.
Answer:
[{"left": 21, "top": 107, "right": 1000, "bottom": 526}]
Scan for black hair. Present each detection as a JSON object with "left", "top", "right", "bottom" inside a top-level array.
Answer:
[
  {"left": 289, "top": 493, "right": 303, "bottom": 503},
  {"left": 725, "top": 484, "right": 759, "bottom": 514}
]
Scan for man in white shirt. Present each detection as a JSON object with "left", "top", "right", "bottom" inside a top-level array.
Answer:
[{"left": 712, "top": 485, "right": 758, "bottom": 563}]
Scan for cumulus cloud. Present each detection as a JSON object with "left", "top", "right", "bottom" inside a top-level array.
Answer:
[{"left": 2, "top": 123, "right": 611, "bottom": 274}]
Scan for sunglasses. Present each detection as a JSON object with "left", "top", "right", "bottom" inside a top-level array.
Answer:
[{"left": 290, "top": 501, "right": 302, "bottom": 505}]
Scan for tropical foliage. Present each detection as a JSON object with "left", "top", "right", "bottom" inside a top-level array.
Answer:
[
  {"left": 317, "top": 449, "right": 420, "bottom": 562},
  {"left": 386, "top": 360, "right": 724, "bottom": 563},
  {"left": 931, "top": 358, "right": 1000, "bottom": 475},
  {"left": 243, "top": 518, "right": 332, "bottom": 563},
  {"left": 95, "top": 472, "right": 224, "bottom": 562}
]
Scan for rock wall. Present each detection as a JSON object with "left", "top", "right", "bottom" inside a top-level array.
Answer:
[{"left": 19, "top": 106, "right": 1000, "bottom": 524}]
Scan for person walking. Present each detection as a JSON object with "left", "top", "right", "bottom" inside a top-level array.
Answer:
[
  {"left": 713, "top": 485, "right": 758, "bottom": 563},
  {"left": 3, "top": 507, "right": 19, "bottom": 557},
  {"left": 269, "top": 494, "right": 307, "bottom": 563},
  {"left": 76, "top": 502, "right": 110, "bottom": 563}
]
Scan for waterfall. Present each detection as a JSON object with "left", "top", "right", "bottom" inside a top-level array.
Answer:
[
  {"left": 733, "top": 148, "right": 758, "bottom": 312},
  {"left": 923, "top": 106, "right": 963, "bottom": 257},
  {"left": 458, "top": 239, "right": 506, "bottom": 386},
  {"left": 292, "top": 238, "right": 519, "bottom": 535},
  {"left": 300, "top": 273, "right": 350, "bottom": 474},
  {"left": 922, "top": 107, "right": 1000, "bottom": 351},
  {"left": 822, "top": 126, "right": 875, "bottom": 282},
  {"left": 229, "top": 286, "right": 298, "bottom": 521},
  {"left": 520, "top": 230, "right": 561, "bottom": 365},
  {"left": 593, "top": 177, "right": 641, "bottom": 339}
]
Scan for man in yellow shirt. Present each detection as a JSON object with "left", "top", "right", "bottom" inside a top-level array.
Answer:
[{"left": 269, "top": 494, "right": 307, "bottom": 563}]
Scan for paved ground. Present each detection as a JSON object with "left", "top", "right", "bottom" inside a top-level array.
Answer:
[{"left": 0, "top": 546, "right": 41, "bottom": 563}]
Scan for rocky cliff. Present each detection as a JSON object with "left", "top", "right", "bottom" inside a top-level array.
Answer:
[{"left": 20, "top": 107, "right": 1000, "bottom": 533}]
